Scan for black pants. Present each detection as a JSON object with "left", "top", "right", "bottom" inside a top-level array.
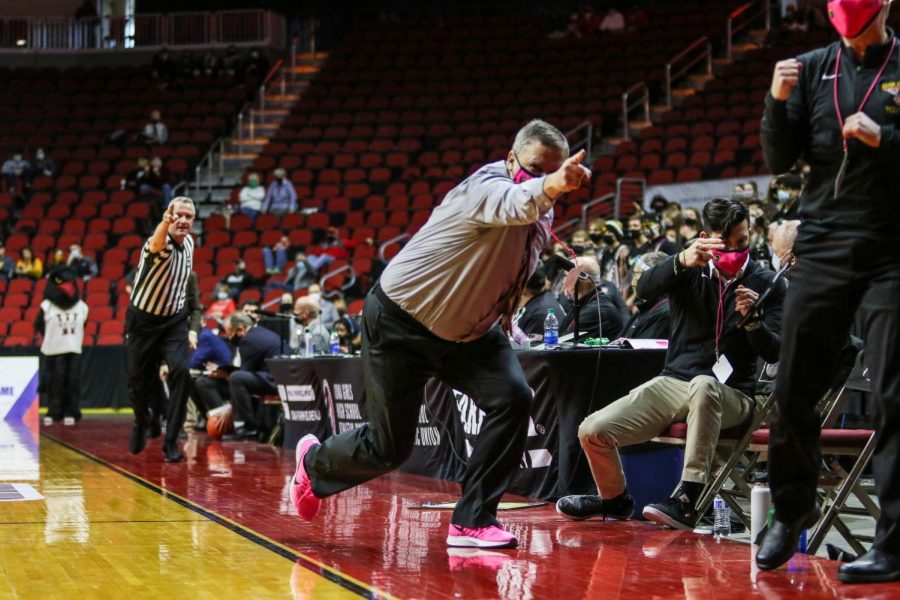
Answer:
[
  {"left": 126, "top": 306, "right": 190, "bottom": 444},
  {"left": 229, "top": 370, "right": 276, "bottom": 430},
  {"left": 42, "top": 353, "right": 82, "bottom": 421},
  {"left": 305, "top": 286, "right": 532, "bottom": 528},
  {"left": 192, "top": 374, "right": 228, "bottom": 416},
  {"left": 769, "top": 234, "right": 900, "bottom": 554}
]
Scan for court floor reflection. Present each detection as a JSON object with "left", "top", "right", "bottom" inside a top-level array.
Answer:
[{"left": 41, "top": 416, "right": 900, "bottom": 599}]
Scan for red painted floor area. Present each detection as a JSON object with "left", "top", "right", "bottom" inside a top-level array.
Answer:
[{"left": 45, "top": 417, "right": 900, "bottom": 599}]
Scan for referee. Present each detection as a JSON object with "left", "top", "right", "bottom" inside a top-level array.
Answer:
[{"left": 126, "top": 198, "right": 195, "bottom": 462}]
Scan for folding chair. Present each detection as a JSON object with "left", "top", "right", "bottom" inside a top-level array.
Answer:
[{"left": 745, "top": 348, "right": 876, "bottom": 554}]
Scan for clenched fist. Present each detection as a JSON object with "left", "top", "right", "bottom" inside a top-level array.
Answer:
[
  {"left": 771, "top": 59, "right": 802, "bottom": 101},
  {"left": 544, "top": 149, "right": 592, "bottom": 199}
]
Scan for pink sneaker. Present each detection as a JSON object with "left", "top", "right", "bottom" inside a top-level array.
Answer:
[
  {"left": 446, "top": 523, "right": 518, "bottom": 549},
  {"left": 290, "top": 434, "right": 321, "bottom": 520}
]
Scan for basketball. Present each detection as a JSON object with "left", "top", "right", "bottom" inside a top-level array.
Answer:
[{"left": 206, "top": 403, "right": 234, "bottom": 439}]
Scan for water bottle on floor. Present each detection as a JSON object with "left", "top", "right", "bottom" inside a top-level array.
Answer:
[
  {"left": 713, "top": 494, "right": 731, "bottom": 538},
  {"left": 544, "top": 309, "right": 559, "bottom": 350}
]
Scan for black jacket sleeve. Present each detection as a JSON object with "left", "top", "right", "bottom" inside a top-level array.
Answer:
[
  {"left": 760, "top": 53, "right": 812, "bottom": 174},
  {"left": 635, "top": 255, "right": 689, "bottom": 305}
]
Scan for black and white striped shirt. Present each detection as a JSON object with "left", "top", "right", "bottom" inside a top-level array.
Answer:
[{"left": 131, "top": 235, "right": 194, "bottom": 316}]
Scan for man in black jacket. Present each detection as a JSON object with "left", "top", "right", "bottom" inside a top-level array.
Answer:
[
  {"left": 756, "top": 0, "right": 900, "bottom": 581},
  {"left": 556, "top": 198, "right": 783, "bottom": 530},
  {"left": 222, "top": 312, "right": 281, "bottom": 441},
  {"left": 514, "top": 261, "right": 564, "bottom": 338}
]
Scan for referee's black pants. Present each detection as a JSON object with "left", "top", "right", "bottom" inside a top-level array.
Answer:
[
  {"left": 769, "top": 234, "right": 900, "bottom": 554},
  {"left": 126, "top": 306, "right": 191, "bottom": 444},
  {"left": 305, "top": 285, "right": 532, "bottom": 528}
]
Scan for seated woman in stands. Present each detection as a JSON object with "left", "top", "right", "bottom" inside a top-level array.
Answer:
[{"left": 15, "top": 247, "right": 43, "bottom": 280}]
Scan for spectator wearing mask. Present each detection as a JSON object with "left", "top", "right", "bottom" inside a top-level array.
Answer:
[
  {"left": 238, "top": 173, "right": 265, "bottom": 218},
  {"left": 307, "top": 282, "right": 339, "bottom": 330},
  {"left": 27, "top": 148, "right": 55, "bottom": 184},
  {"left": 556, "top": 198, "right": 783, "bottom": 532},
  {"left": 140, "top": 110, "right": 168, "bottom": 146},
  {"left": 598, "top": 220, "right": 629, "bottom": 291},
  {"left": 0, "top": 242, "right": 15, "bottom": 282},
  {"left": 568, "top": 230, "right": 597, "bottom": 257},
  {"left": 679, "top": 208, "right": 702, "bottom": 249},
  {"left": 2, "top": 153, "right": 30, "bottom": 191},
  {"left": 222, "top": 312, "right": 281, "bottom": 441},
  {"left": 205, "top": 284, "right": 236, "bottom": 322},
  {"left": 15, "top": 247, "right": 43, "bottom": 280},
  {"left": 263, "top": 235, "right": 291, "bottom": 274},
  {"left": 292, "top": 296, "right": 330, "bottom": 356},
  {"left": 622, "top": 252, "right": 671, "bottom": 339},
  {"left": 223, "top": 259, "right": 251, "bottom": 300},
  {"left": 560, "top": 256, "right": 625, "bottom": 341},
  {"left": 333, "top": 317, "right": 362, "bottom": 354},
  {"left": 514, "top": 260, "right": 564, "bottom": 338},
  {"left": 265, "top": 252, "right": 315, "bottom": 294},
  {"left": 67, "top": 244, "right": 98, "bottom": 280},
  {"left": 261, "top": 169, "right": 297, "bottom": 215}
]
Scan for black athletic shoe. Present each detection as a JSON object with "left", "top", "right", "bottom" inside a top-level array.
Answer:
[
  {"left": 129, "top": 423, "right": 147, "bottom": 455},
  {"left": 163, "top": 440, "right": 184, "bottom": 463},
  {"left": 643, "top": 496, "right": 700, "bottom": 531},
  {"left": 556, "top": 493, "right": 635, "bottom": 521}
]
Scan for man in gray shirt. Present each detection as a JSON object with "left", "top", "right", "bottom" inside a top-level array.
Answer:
[{"left": 289, "top": 120, "right": 591, "bottom": 549}]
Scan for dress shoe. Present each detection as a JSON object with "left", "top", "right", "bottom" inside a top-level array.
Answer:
[
  {"left": 755, "top": 506, "right": 820, "bottom": 571},
  {"left": 129, "top": 423, "right": 147, "bottom": 454},
  {"left": 838, "top": 548, "right": 900, "bottom": 583},
  {"left": 221, "top": 426, "right": 259, "bottom": 442},
  {"left": 193, "top": 418, "right": 207, "bottom": 432},
  {"left": 163, "top": 440, "right": 185, "bottom": 463},
  {"left": 148, "top": 420, "right": 162, "bottom": 439}
]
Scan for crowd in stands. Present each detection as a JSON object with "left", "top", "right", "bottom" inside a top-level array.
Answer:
[{"left": 514, "top": 167, "right": 806, "bottom": 345}]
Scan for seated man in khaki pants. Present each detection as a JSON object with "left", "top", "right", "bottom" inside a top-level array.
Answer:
[{"left": 556, "top": 198, "right": 785, "bottom": 530}]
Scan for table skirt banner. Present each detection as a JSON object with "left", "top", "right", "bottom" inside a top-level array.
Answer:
[{"left": 269, "top": 349, "right": 666, "bottom": 500}]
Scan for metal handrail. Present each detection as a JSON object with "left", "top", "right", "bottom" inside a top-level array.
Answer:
[
  {"left": 319, "top": 264, "right": 356, "bottom": 292},
  {"left": 193, "top": 137, "right": 226, "bottom": 198},
  {"left": 565, "top": 121, "right": 593, "bottom": 161},
  {"left": 726, "top": 0, "right": 771, "bottom": 61},
  {"left": 615, "top": 177, "right": 646, "bottom": 220},
  {"left": 236, "top": 55, "right": 288, "bottom": 155},
  {"left": 378, "top": 233, "right": 411, "bottom": 262},
  {"left": 552, "top": 218, "right": 582, "bottom": 241},
  {"left": 581, "top": 192, "right": 616, "bottom": 230},
  {"left": 665, "top": 36, "right": 712, "bottom": 107},
  {"left": 622, "top": 82, "right": 650, "bottom": 141}
]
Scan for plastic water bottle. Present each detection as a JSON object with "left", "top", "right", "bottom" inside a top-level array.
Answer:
[
  {"left": 713, "top": 494, "right": 731, "bottom": 537},
  {"left": 329, "top": 329, "right": 341, "bottom": 355},
  {"left": 303, "top": 331, "right": 314, "bottom": 357},
  {"left": 544, "top": 309, "right": 559, "bottom": 350}
]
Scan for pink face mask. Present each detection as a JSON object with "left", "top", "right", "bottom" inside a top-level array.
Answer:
[
  {"left": 828, "top": 0, "right": 883, "bottom": 38},
  {"left": 513, "top": 168, "right": 536, "bottom": 184},
  {"left": 711, "top": 247, "right": 751, "bottom": 279}
]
